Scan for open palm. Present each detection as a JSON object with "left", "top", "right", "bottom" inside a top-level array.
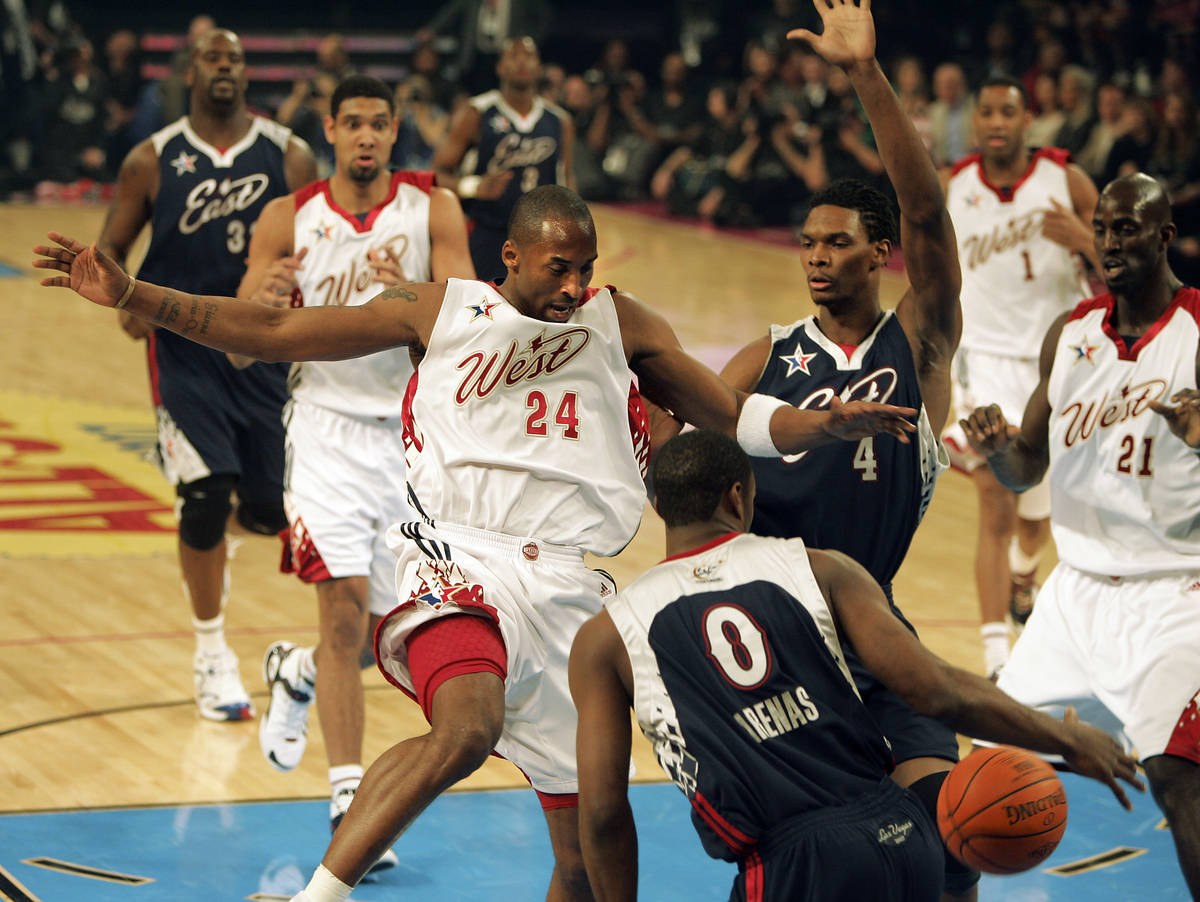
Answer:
[
  {"left": 787, "top": 0, "right": 876, "bottom": 68},
  {"left": 33, "top": 232, "right": 129, "bottom": 308}
]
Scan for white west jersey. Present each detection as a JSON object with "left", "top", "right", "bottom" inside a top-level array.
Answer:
[
  {"left": 948, "top": 148, "right": 1090, "bottom": 358},
  {"left": 1048, "top": 288, "right": 1200, "bottom": 575},
  {"left": 401, "top": 278, "right": 651, "bottom": 556},
  {"left": 287, "top": 171, "right": 435, "bottom": 418}
]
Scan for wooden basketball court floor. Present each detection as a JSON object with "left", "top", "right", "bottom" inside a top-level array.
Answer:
[{"left": 0, "top": 203, "right": 1186, "bottom": 899}]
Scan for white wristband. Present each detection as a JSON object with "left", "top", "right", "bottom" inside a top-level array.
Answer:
[
  {"left": 298, "top": 864, "right": 352, "bottom": 902},
  {"left": 736, "top": 393, "right": 789, "bottom": 457},
  {"left": 458, "top": 175, "right": 481, "bottom": 198}
]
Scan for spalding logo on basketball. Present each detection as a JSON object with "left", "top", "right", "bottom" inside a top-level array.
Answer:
[{"left": 936, "top": 746, "right": 1068, "bottom": 874}]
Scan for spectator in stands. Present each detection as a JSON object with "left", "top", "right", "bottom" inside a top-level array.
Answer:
[
  {"left": 277, "top": 72, "right": 336, "bottom": 178},
  {"left": 1053, "top": 64, "right": 1097, "bottom": 156},
  {"left": 1075, "top": 81, "right": 1127, "bottom": 180},
  {"left": 650, "top": 82, "right": 743, "bottom": 220},
  {"left": 747, "top": 0, "right": 815, "bottom": 56},
  {"left": 817, "top": 64, "right": 883, "bottom": 186},
  {"left": 409, "top": 39, "right": 461, "bottom": 113},
  {"left": 561, "top": 73, "right": 610, "bottom": 201},
  {"left": 1153, "top": 89, "right": 1200, "bottom": 284},
  {"left": 1026, "top": 71, "right": 1065, "bottom": 148},
  {"left": 392, "top": 74, "right": 449, "bottom": 171},
  {"left": 0, "top": 0, "right": 37, "bottom": 194},
  {"left": 1021, "top": 38, "right": 1066, "bottom": 111},
  {"left": 540, "top": 62, "right": 565, "bottom": 105},
  {"left": 736, "top": 39, "right": 780, "bottom": 122},
  {"left": 973, "top": 20, "right": 1021, "bottom": 82},
  {"left": 38, "top": 38, "right": 108, "bottom": 184},
  {"left": 1100, "top": 96, "right": 1158, "bottom": 185},
  {"left": 892, "top": 54, "right": 933, "bottom": 156},
  {"left": 102, "top": 29, "right": 142, "bottom": 167},
  {"left": 927, "top": 61, "right": 972, "bottom": 168},
  {"left": 161, "top": 14, "right": 213, "bottom": 124},
  {"left": 620, "top": 52, "right": 704, "bottom": 177},
  {"left": 315, "top": 34, "right": 353, "bottom": 82}
]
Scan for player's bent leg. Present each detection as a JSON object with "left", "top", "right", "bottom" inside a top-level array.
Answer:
[
  {"left": 904, "top": 766, "right": 981, "bottom": 902},
  {"left": 1143, "top": 754, "right": 1200, "bottom": 898},
  {"left": 543, "top": 801, "right": 594, "bottom": 902},
  {"left": 321, "top": 669, "right": 506, "bottom": 887}
]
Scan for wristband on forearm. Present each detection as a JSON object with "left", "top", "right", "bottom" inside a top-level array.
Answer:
[
  {"left": 114, "top": 276, "right": 136, "bottom": 309},
  {"left": 736, "top": 393, "right": 789, "bottom": 456}
]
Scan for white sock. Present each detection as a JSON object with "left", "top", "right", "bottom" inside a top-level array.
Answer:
[
  {"left": 1008, "top": 537, "right": 1041, "bottom": 577},
  {"left": 299, "top": 646, "right": 317, "bottom": 684},
  {"left": 329, "top": 764, "right": 364, "bottom": 815},
  {"left": 981, "top": 622, "right": 1010, "bottom": 674},
  {"left": 194, "top": 613, "right": 227, "bottom": 656},
  {"left": 297, "top": 864, "right": 352, "bottom": 902}
]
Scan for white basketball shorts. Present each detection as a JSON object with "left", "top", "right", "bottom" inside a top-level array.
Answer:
[
  {"left": 282, "top": 401, "right": 412, "bottom": 616},
  {"left": 375, "top": 520, "right": 617, "bottom": 794},
  {"left": 997, "top": 562, "right": 1200, "bottom": 763},
  {"left": 942, "top": 347, "right": 1051, "bottom": 520}
]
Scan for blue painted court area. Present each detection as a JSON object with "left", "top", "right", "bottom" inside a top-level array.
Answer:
[
  {"left": 0, "top": 261, "right": 21, "bottom": 277},
  {"left": 0, "top": 775, "right": 1185, "bottom": 901}
]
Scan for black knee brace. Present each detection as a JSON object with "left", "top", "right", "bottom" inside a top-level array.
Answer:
[
  {"left": 176, "top": 475, "right": 236, "bottom": 550},
  {"left": 909, "top": 770, "right": 981, "bottom": 896},
  {"left": 235, "top": 498, "right": 288, "bottom": 536}
]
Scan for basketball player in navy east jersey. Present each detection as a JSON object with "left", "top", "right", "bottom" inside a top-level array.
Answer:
[
  {"left": 571, "top": 430, "right": 1140, "bottom": 902},
  {"left": 434, "top": 36, "right": 574, "bottom": 283},
  {"left": 707, "top": 3, "right": 973, "bottom": 896},
  {"left": 97, "top": 28, "right": 316, "bottom": 721}
]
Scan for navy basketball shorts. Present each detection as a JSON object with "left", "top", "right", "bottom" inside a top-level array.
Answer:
[
  {"left": 848, "top": 594, "right": 961, "bottom": 764},
  {"left": 151, "top": 332, "right": 287, "bottom": 504},
  {"left": 731, "top": 780, "right": 944, "bottom": 902}
]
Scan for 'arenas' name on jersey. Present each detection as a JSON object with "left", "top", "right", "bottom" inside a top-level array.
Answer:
[{"left": 734, "top": 684, "right": 820, "bottom": 744}]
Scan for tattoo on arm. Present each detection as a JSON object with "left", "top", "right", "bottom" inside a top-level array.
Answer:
[
  {"left": 380, "top": 285, "right": 419, "bottom": 303},
  {"left": 154, "top": 293, "right": 182, "bottom": 327}
]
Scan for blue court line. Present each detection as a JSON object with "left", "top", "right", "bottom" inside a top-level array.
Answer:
[
  {"left": 0, "top": 261, "right": 21, "bottom": 278},
  {"left": 0, "top": 775, "right": 1185, "bottom": 900}
]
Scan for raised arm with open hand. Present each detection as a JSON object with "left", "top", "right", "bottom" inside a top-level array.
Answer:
[
  {"left": 1148, "top": 388, "right": 1200, "bottom": 449},
  {"left": 788, "top": 0, "right": 876, "bottom": 69},
  {"left": 34, "top": 232, "right": 132, "bottom": 308}
]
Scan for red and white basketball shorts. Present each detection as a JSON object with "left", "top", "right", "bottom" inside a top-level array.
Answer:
[
  {"left": 375, "top": 519, "right": 618, "bottom": 794},
  {"left": 997, "top": 562, "right": 1200, "bottom": 764},
  {"left": 282, "top": 401, "right": 412, "bottom": 616},
  {"left": 943, "top": 347, "right": 1050, "bottom": 520}
]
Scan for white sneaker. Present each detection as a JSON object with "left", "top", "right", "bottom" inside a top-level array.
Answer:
[
  {"left": 193, "top": 648, "right": 254, "bottom": 722},
  {"left": 330, "top": 786, "right": 399, "bottom": 875},
  {"left": 259, "top": 641, "right": 315, "bottom": 772}
]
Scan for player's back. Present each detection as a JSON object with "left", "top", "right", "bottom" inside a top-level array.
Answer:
[
  {"left": 750, "top": 312, "right": 945, "bottom": 589},
  {"left": 401, "top": 279, "right": 650, "bottom": 556},
  {"left": 947, "top": 149, "right": 1090, "bottom": 358},
  {"left": 465, "top": 90, "right": 566, "bottom": 230},
  {"left": 606, "top": 532, "right": 895, "bottom": 861},
  {"left": 289, "top": 171, "right": 434, "bottom": 419},
  {"left": 1047, "top": 287, "right": 1200, "bottom": 575}
]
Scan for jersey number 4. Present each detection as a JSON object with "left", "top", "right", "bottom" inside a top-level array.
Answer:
[
  {"left": 526, "top": 390, "right": 580, "bottom": 440},
  {"left": 853, "top": 437, "right": 878, "bottom": 481}
]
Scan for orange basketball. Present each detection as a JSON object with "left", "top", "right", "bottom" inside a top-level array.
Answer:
[{"left": 936, "top": 746, "right": 1068, "bottom": 874}]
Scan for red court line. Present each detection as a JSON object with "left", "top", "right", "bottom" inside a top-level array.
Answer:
[{"left": 0, "top": 624, "right": 318, "bottom": 649}]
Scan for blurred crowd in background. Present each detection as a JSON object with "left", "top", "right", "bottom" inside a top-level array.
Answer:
[{"left": 1, "top": 0, "right": 1197, "bottom": 276}]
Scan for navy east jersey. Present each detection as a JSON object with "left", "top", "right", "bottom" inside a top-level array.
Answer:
[
  {"left": 751, "top": 311, "right": 946, "bottom": 588},
  {"left": 606, "top": 533, "right": 894, "bottom": 861},
  {"left": 465, "top": 90, "right": 566, "bottom": 231},
  {"left": 136, "top": 116, "right": 293, "bottom": 399}
]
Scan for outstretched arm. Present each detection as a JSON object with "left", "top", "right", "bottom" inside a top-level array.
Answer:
[
  {"left": 809, "top": 547, "right": 1144, "bottom": 809},
  {"left": 34, "top": 232, "right": 440, "bottom": 362},
  {"left": 615, "top": 290, "right": 916, "bottom": 453},
  {"left": 960, "top": 311, "right": 1063, "bottom": 491},
  {"left": 571, "top": 611, "right": 638, "bottom": 902},
  {"left": 790, "top": 0, "right": 961, "bottom": 388}
]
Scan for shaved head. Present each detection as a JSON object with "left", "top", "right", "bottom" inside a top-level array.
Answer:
[
  {"left": 193, "top": 28, "right": 242, "bottom": 60},
  {"left": 506, "top": 185, "right": 595, "bottom": 249},
  {"left": 1102, "top": 173, "right": 1171, "bottom": 226}
]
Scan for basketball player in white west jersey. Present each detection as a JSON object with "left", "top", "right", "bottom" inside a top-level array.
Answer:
[
  {"left": 233, "top": 75, "right": 474, "bottom": 869},
  {"left": 38, "top": 185, "right": 921, "bottom": 902},
  {"left": 941, "top": 76, "right": 1100, "bottom": 676},
  {"left": 962, "top": 174, "right": 1200, "bottom": 897}
]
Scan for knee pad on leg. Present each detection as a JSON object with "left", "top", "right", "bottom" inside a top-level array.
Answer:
[
  {"left": 909, "top": 771, "right": 981, "bottom": 896},
  {"left": 235, "top": 498, "right": 287, "bottom": 535},
  {"left": 177, "top": 475, "right": 236, "bottom": 550}
]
